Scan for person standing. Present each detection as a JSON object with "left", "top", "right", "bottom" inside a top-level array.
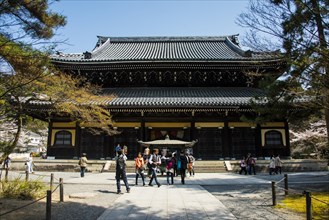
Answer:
[
  {"left": 116, "top": 149, "right": 130, "bottom": 194},
  {"left": 160, "top": 154, "right": 167, "bottom": 176},
  {"left": 143, "top": 147, "right": 152, "bottom": 178},
  {"left": 166, "top": 154, "right": 175, "bottom": 185},
  {"left": 148, "top": 148, "right": 161, "bottom": 187},
  {"left": 187, "top": 154, "right": 195, "bottom": 177},
  {"left": 246, "top": 154, "right": 256, "bottom": 175},
  {"left": 275, "top": 154, "right": 283, "bottom": 174},
  {"left": 172, "top": 151, "right": 178, "bottom": 177},
  {"left": 180, "top": 151, "right": 188, "bottom": 184},
  {"left": 239, "top": 156, "right": 247, "bottom": 175},
  {"left": 4, "top": 156, "right": 11, "bottom": 170},
  {"left": 26, "top": 153, "right": 34, "bottom": 174},
  {"left": 135, "top": 152, "right": 145, "bottom": 186},
  {"left": 269, "top": 156, "right": 276, "bottom": 175},
  {"left": 78, "top": 153, "right": 88, "bottom": 177}
]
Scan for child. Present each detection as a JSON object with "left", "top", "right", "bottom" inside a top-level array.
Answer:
[{"left": 166, "top": 155, "right": 175, "bottom": 185}]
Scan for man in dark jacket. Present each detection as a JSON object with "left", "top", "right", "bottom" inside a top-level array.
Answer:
[
  {"left": 116, "top": 149, "right": 130, "bottom": 194},
  {"left": 148, "top": 148, "right": 161, "bottom": 187},
  {"left": 179, "top": 150, "right": 189, "bottom": 184}
]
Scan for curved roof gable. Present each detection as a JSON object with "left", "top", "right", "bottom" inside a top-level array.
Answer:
[{"left": 52, "top": 35, "right": 279, "bottom": 63}]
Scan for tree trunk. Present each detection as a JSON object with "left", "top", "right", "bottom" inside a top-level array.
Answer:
[{"left": 311, "top": 0, "right": 329, "bottom": 144}]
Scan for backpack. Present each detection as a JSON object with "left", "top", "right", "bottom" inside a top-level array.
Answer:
[
  {"left": 188, "top": 155, "right": 195, "bottom": 163},
  {"left": 117, "top": 155, "right": 125, "bottom": 170},
  {"left": 177, "top": 158, "right": 182, "bottom": 170},
  {"left": 166, "top": 160, "right": 173, "bottom": 170}
]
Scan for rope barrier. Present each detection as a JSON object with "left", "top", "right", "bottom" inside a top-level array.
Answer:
[
  {"left": 3, "top": 172, "right": 61, "bottom": 184},
  {"left": 275, "top": 177, "right": 286, "bottom": 184},
  {"left": 310, "top": 196, "right": 329, "bottom": 205},
  {"left": 0, "top": 183, "right": 61, "bottom": 217},
  {"left": 275, "top": 185, "right": 303, "bottom": 195},
  {"left": 30, "top": 173, "right": 49, "bottom": 178},
  {"left": 51, "top": 184, "right": 60, "bottom": 193}
]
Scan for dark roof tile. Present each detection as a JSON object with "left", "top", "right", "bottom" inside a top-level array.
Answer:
[
  {"left": 100, "top": 87, "right": 264, "bottom": 107},
  {"left": 52, "top": 36, "right": 279, "bottom": 63}
]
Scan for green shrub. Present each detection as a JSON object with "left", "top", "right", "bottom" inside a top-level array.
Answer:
[{"left": 0, "top": 177, "right": 47, "bottom": 200}]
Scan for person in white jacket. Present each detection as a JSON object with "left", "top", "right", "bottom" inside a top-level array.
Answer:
[
  {"left": 26, "top": 153, "right": 34, "bottom": 173},
  {"left": 269, "top": 156, "right": 276, "bottom": 175}
]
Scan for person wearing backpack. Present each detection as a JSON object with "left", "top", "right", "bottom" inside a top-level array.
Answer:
[
  {"left": 115, "top": 149, "right": 130, "bottom": 194},
  {"left": 179, "top": 150, "right": 189, "bottom": 184},
  {"left": 148, "top": 148, "right": 161, "bottom": 187}
]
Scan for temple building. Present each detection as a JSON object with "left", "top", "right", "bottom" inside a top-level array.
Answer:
[{"left": 29, "top": 35, "right": 290, "bottom": 159}]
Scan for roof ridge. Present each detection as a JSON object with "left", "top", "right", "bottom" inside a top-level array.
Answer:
[{"left": 96, "top": 35, "right": 239, "bottom": 43}]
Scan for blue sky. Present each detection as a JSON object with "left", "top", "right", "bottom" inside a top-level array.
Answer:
[{"left": 51, "top": 0, "right": 250, "bottom": 53}]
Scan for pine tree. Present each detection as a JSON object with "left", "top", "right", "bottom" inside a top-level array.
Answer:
[{"left": 237, "top": 0, "right": 329, "bottom": 146}]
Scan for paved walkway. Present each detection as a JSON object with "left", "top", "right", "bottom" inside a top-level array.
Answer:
[
  {"left": 94, "top": 173, "right": 270, "bottom": 220},
  {"left": 5, "top": 171, "right": 272, "bottom": 219},
  {"left": 97, "top": 184, "right": 237, "bottom": 220},
  {"left": 83, "top": 172, "right": 269, "bottom": 220}
]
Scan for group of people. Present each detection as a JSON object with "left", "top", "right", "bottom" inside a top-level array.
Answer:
[
  {"left": 239, "top": 153, "right": 257, "bottom": 175},
  {"left": 113, "top": 146, "right": 196, "bottom": 194},
  {"left": 239, "top": 153, "right": 283, "bottom": 175},
  {"left": 269, "top": 154, "right": 283, "bottom": 175},
  {"left": 136, "top": 148, "right": 196, "bottom": 187}
]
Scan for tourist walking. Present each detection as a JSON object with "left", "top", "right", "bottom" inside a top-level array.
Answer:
[
  {"left": 275, "top": 154, "right": 283, "bottom": 174},
  {"left": 179, "top": 151, "right": 189, "bottom": 184},
  {"left": 4, "top": 156, "right": 11, "bottom": 170},
  {"left": 26, "top": 153, "right": 34, "bottom": 174},
  {"left": 143, "top": 147, "right": 152, "bottom": 178},
  {"left": 135, "top": 152, "right": 145, "bottom": 186},
  {"left": 269, "top": 156, "right": 276, "bottom": 175},
  {"left": 166, "top": 154, "right": 175, "bottom": 185},
  {"left": 78, "top": 153, "right": 88, "bottom": 177},
  {"left": 160, "top": 154, "right": 167, "bottom": 176},
  {"left": 187, "top": 154, "right": 195, "bottom": 176},
  {"left": 148, "top": 148, "right": 161, "bottom": 187},
  {"left": 239, "top": 156, "right": 247, "bottom": 175},
  {"left": 172, "top": 151, "right": 178, "bottom": 176},
  {"left": 115, "top": 149, "right": 130, "bottom": 194},
  {"left": 246, "top": 154, "right": 256, "bottom": 175}
]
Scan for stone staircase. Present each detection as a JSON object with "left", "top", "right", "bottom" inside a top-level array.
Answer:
[{"left": 6, "top": 158, "right": 328, "bottom": 173}]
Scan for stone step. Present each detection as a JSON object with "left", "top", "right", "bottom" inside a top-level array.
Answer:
[{"left": 6, "top": 159, "right": 327, "bottom": 173}]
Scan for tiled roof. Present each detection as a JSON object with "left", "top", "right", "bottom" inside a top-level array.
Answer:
[
  {"left": 28, "top": 87, "right": 264, "bottom": 108},
  {"left": 99, "top": 87, "right": 264, "bottom": 107},
  {"left": 51, "top": 36, "right": 279, "bottom": 63}
]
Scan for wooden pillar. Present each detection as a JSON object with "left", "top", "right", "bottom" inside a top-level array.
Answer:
[
  {"left": 141, "top": 111, "right": 146, "bottom": 141},
  {"left": 47, "top": 121, "right": 52, "bottom": 152},
  {"left": 190, "top": 120, "right": 196, "bottom": 157},
  {"left": 190, "top": 121, "right": 195, "bottom": 141},
  {"left": 222, "top": 118, "right": 230, "bottom": 157},
  {"left": 255, "top": 124, "right": 262, "bottom": 157},
  {"left": 75, "top": 122, "right": 81, "bottom": 158},
  {"left": 284, "top": 121, "right": 291, "bottom": 156}
]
